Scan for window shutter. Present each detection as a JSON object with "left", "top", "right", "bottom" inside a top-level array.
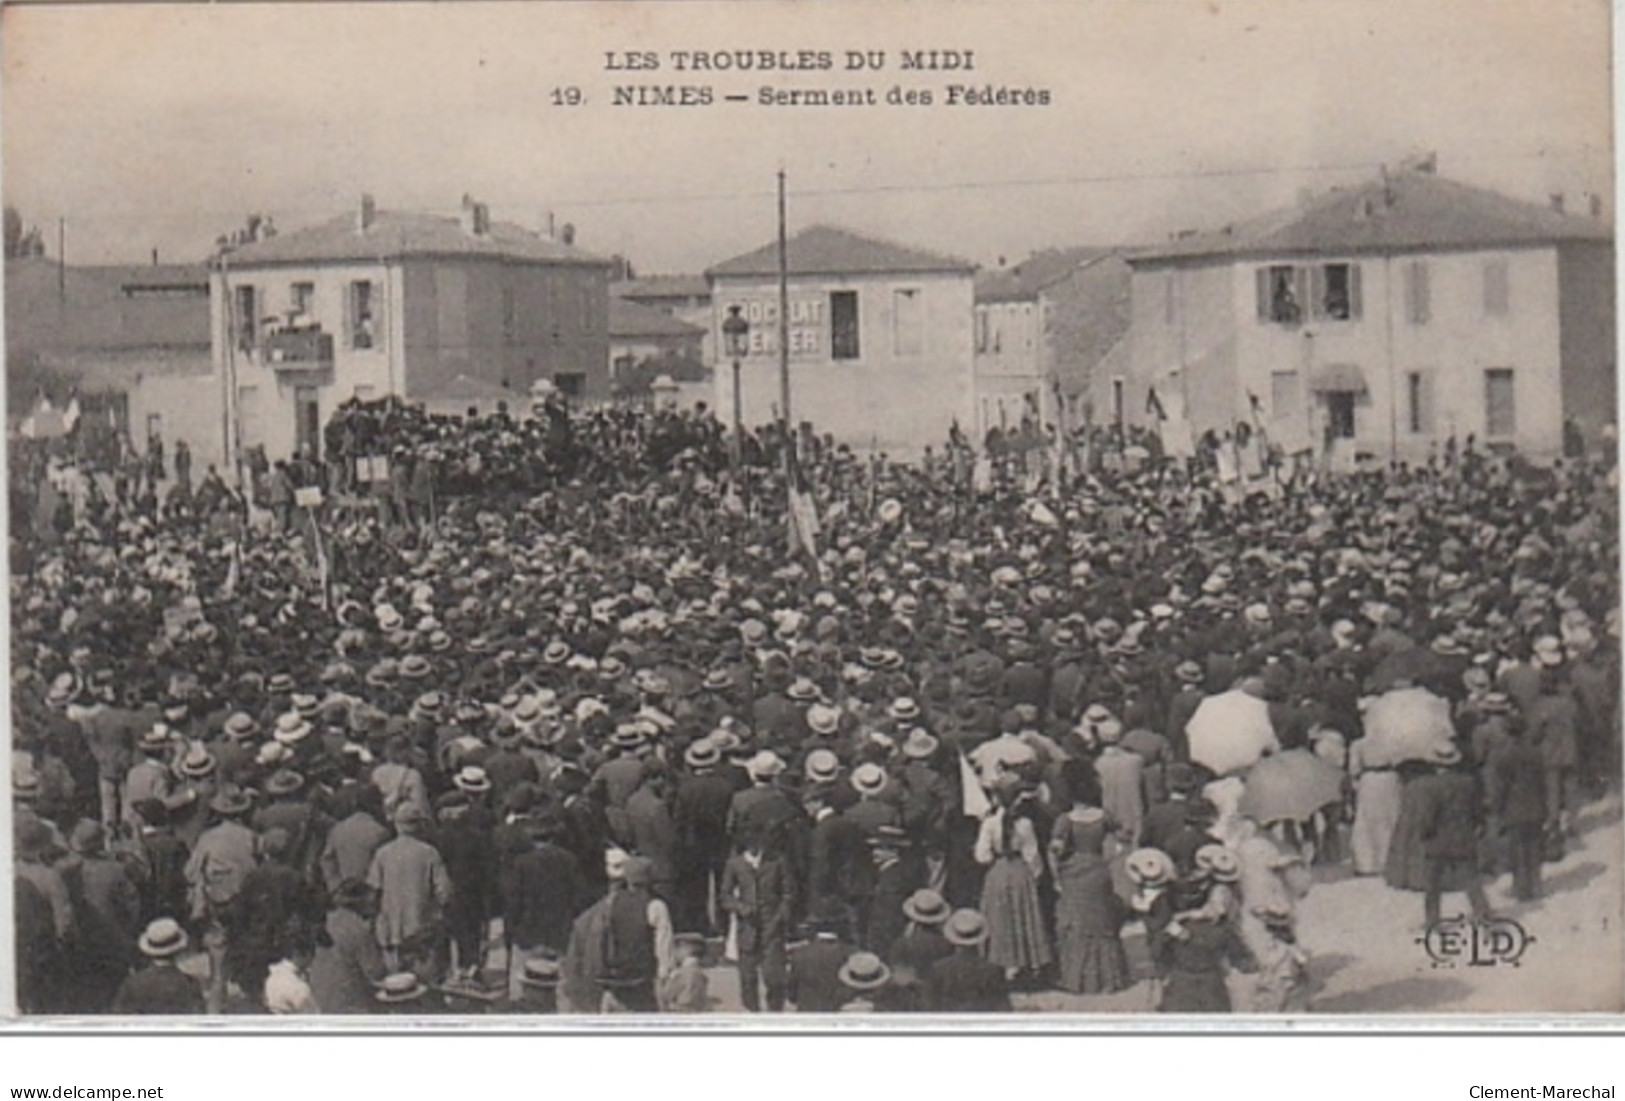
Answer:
[
  {"left": 1349, "top": 264, "right": 1364, "bottom": 319},
  {"left": 1308, "top": 266, "right": 1326, "bottom": 320},
  {"left": 1256, "top": 268, "right": 1270, "bottom": 321},
  {"left": 1419, "top": 370, "right": 1435, "bottom": 434},
  {"left": 1294, "top": 268, "right": 1310, "bottom": 319}
]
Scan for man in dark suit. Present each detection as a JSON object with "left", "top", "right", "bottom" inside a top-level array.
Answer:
[
  {"left": 806, "top": 788, "right": 871, "bottom": 931},
  {"left": 925, "top": 909, "right": 1011, "bottom": 1013},
  {"left": 504, "top": 815, "right": 587, "bottom": 999},
  {"left": 1414, "top": 743, "right": 1491, "bottom": 926},
  {"left": 865, "top": 827, "right": 925, "bottom": 953},
  {"left": 786, "top": 898, "right": 855, "bottom": 1012},
  {"left": 720, "top": 833, "right": 795, "bottom": 1012},
  {"left": 1486, "top": 724, "right": 1547, "bottom": 901},
  {"left": 672, "top": 741, "right": 735, "bottom": 934}
]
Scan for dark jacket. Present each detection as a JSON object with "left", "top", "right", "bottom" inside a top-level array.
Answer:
[
  {"left": 112, "top": 964, "right": 205, "bottom": 1015},
  {"left": 505, "top": 842, "right": 587, "bottom": 953},
  {"left": 925, "top": 949, "right": 1011, "bottom": 1013},
  {"left": 1413, "top": 768, "right": 1482, "bottom": 862},
  {"left": 720, "top": 853, "right": 795, "bottom": 953},
  {"left": 787, "top": 936, "right": 854, "bottom": 1012},
  {"left": 1487, "top": 739, "right": 1547, "bottom": 826}
]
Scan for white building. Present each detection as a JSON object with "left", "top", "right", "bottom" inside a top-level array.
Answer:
[
  {"left": 211, "top": 195, "right": 612, "bottom": 468},
  {"left": 1126, "top": 171, "right": 1615, "bottom": 461},
  {"left": 706, "top": 226, "right": 976, "bottom": 455}
]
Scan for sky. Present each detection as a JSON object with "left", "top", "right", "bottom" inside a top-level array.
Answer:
[{"left": 1, "top": 0, "right": 1613, "bottom": 273}]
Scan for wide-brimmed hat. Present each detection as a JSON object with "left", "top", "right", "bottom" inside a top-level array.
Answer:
[
  {"left": 1480, "top": 692, "right": 1513, "bottom": 714},
  {"left": 178, "top": 746, "right": 217, "bottom": 780},
  {"left": 702, "top": 668, "right": 733, "bottom": 692},
  {"left": 398, "top": 654, "right": 432, "bottom": 680},
  {"left": 291, "top": 693, "right": 321, "bottom": 717},
  {"left": 746, "top": 751, "right": 786, "bottom": 781},
  {"left": 210, "top": 787, "right": 253, "bottom": 816},
  {"left": 1175, "top": 660, "right": 1204, "bottom": 684},
  {"left": 1126, "top": 847, "right": 1176, "bottom": 888},
  {"left": 267, "top": 673, "right": 296, "bottom": 694},
  {"left": 137, "top": 725, "right": 173, "bottom": 753},
  {"left": 610, "top": 725, "right": 648, "bottom": 751},
  {"left": 138, "top": 918, "right": 189, "bottom": 959},
  {"left": 804, "top": 748, "right": 841, "bottom": 784},
  {"left": 264, "top": 769, "right": 305, "bottom": 797},
  {"left": 787, "top": 676, "right": 821, "bottom": 702},
  {"left": 806, "top": 703, "right": 842, "bottom": 736},
  {"left": 1193, "top": 844, "right": 1240, "bottom": 884},
  {"left": 837, "top": 952, "right": 892, "bottom": 991},
  {"left": 888, "top": 697, "right": 922, "bottom": 722},
  {"left": 684, "top": 740, "right": 721, "bottom": 769},
  {"left": 453, "top": 766, "right": 492, "bottom": 794},
  {"left": 902, "top": 888, "right": 951, "bottom": 926},
  {"left": 376, "top": 972, "right": 430, "bottom": 1004},
  {"left": 273, "top": 713, "right": 312, "bottom": 746},
  {"left": 900, "top": 728, "right": 940, "bottom": 761},
  {"left": 943, "top": 909, "right": 990, "bottom": 947},
  {"left": 851, "top": 762, "right": 888, "bottom": 796}
]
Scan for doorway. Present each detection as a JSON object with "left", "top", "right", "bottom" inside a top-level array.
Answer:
[
  {"left": 294, "top": 386, "right": 321, "bottom": 461},
  {"left": 1323, "top": 391, "right": 1356, "bottom": 443}
]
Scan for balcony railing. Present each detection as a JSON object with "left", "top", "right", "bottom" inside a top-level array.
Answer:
[{"left": 264, "top": 327, "right": 335, "bottom": 372}]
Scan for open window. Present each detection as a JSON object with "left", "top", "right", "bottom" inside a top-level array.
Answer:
[
  {"left": 1257, "top": 265, "right": 1305, "bottom": 325},
  {"left": 348, "top": 280, "right": 377, "bottom": 350},
  {"left": 1312, "top": 262, "right": 1361, "bottom": 321},
  {"left": 830, "top": 291, "right": 860, "bottom": 360}
]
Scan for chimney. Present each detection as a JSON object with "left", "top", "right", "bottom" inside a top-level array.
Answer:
[
  {"left": 151, "top": 248, "right": 159, "bottom": 266},
  {"left": 1549, "top": 192, "right": 1566, "bottom": 214},
  {"left": 357, "top": 193, "right": 377, "bottom": 233},
  {"left": 559, "top": 222, "right": 575, "bottom": 246},
  {"left": 1589, "top": 193, "right": 1604, "bottom": 219},
  {"left": 460, "top": 195, "right": 489, "bottom": 237}
]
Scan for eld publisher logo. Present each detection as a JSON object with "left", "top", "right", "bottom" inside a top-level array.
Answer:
[{"left": 1419, "top": 916, "right": 1535, "bottom": 968}]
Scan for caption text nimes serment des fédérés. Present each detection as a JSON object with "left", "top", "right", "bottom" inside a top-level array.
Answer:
[{"left": 544, "top": 49, "right": 1052, "bottom": 109}]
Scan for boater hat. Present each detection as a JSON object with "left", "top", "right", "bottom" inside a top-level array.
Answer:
[
  {"left": 138, "top": 918, "right": 189, "bottom": 959},
  {"left": 901, "top": 888, "right": 951, "bottom": 926}
]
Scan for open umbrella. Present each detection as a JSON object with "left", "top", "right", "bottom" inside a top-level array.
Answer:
[
  {"left": 1185, "top": 689, "right": 1279, "bottom": 775},
  {"left": 1241, "top": 748, "right": 1345, "bottom": 824},
  {"left": 1361, "top": 685, "right": 1454, "bottom": 767}
]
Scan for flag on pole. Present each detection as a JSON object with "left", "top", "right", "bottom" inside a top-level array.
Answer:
[{"left": 785, "top": 434, "right": 819, "bottom": 565}]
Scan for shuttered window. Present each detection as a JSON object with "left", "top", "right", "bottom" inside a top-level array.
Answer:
[
  {"left": 1484, "top": 368, "right": 1516, "bottom": 438},
  {"left": 1484, "top": 259, "right": 1510, "bottom": 317},
  {"left": 1406, "top": 370, "right": 1435, "bottom": 434},
  {"left": 1405, "top": 261, "right": 1431, "bottom": 325}
]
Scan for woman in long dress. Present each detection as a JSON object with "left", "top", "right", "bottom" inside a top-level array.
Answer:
[
  {"left": 975, "top": 784, "right": 1053, "bottom": 981},
  {"left": 1382, "top": 759, "right": 1434, "bottom": 890},
  {"left": 1048, "top": 767, "right": 1131, "bottom": 994},
  {"left": 1348, "top": 737, "right": 1401, "bottom": 875}
]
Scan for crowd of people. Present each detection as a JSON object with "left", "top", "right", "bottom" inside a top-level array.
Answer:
[{"left": 9, "top": 394, "right": 1620, "bottom": 1015}]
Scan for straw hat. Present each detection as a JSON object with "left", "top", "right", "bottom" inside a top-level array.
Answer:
[
  {"left": 901, "top": 888, "right": 951, "bottom": 926},
  {"left": 837, "top": 952, "right": 892, "bottom": 991},
  {"left": 942, "top": 909, "right": 990, "bottom": 947},
  {"left": 137, "top": 918, "right": 189, "bottom": 959},
  {"left": 851, "top": 762, "right": 888, "bottom": 796}
]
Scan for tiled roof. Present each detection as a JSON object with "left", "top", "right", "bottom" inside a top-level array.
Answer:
[
  {"left": 1131, "top": 172, "right": 1613, "bottom": 264},
  {"left": 609, "top": 297, "right": 705, "bottom": 339},
  {"left": 707, "top": 225, "right": 976, "bottom": 279},
  {"left": 5, "top": 257, "right": 211, "bottom": 354},
  {"left": 220, "top": 210, "right": 614, "bottom": 268},
  {"left": 612, "top": 275, "right": 711, "bottom": 301},
  {"left": 975, "top": 247, "right": 1122, "bottom": 303}
]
